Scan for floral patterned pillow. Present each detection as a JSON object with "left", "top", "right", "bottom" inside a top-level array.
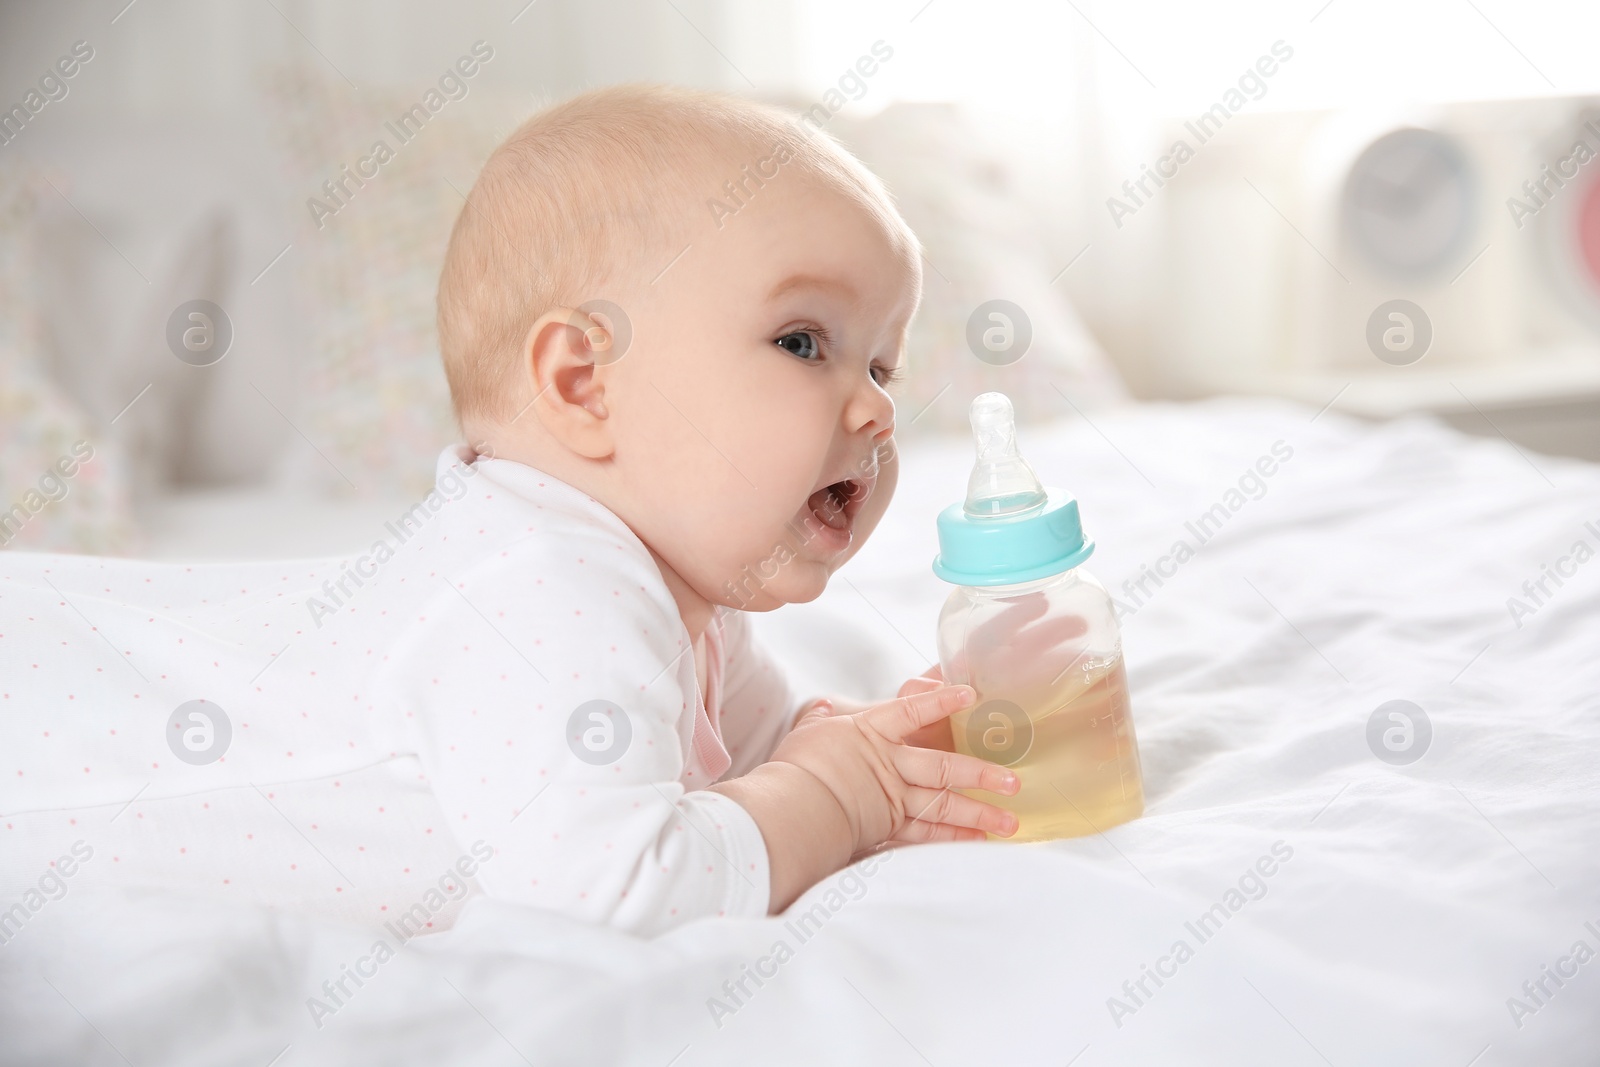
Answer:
[
  {"left": 261, "top": 61, "right": 530, "bottom": 497},
  {"left": 0, "top": 165, "right": 137, "bottom": 555}
]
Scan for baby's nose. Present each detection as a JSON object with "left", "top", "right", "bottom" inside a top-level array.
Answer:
[{"left": 846, "top": 376, "right": 895, "bottom": 436}]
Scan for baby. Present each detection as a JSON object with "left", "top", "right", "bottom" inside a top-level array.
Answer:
[
  {"left": 419, "top": 84, "right": 1021, "bottom": 930},
  {"left": 0, "top": 85, "right": 1021, "bottom": 939}
]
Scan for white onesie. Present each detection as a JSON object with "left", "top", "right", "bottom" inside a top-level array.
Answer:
[{"left": 0, "top": 446, "right": 800, "bottom": 937}]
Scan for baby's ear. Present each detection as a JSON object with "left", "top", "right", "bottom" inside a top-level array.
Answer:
[{"left": 521, "top": 306, "right": 617, "bottom": 459}]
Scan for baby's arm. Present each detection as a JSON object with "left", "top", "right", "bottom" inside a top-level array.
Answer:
[
  {"left": 708, "top": 684, "right": 1021, "bottom": 913},
  {"left": 713, "top": 622, "right": 989, "bottom": 907}
]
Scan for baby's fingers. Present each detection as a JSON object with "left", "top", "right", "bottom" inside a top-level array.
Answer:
[
  {"left": 895, "top": 663, "right": 945, "bottom": 700},
  {"left": 902, "top": 786, "right": 1019, "bottom": 837},
  {"left": 866, "top": 684, "right": 975, "bottom": 743},
  {"left": 894, "top": 744, "right": 1020, "bottom": 797},
  {"left": 885, "top": 820, "right": 987, "bottom": 846}
]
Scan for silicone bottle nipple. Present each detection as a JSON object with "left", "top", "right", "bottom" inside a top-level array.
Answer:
[{"left": 964, "top": 392, "right": 1047, "bottom": 519}]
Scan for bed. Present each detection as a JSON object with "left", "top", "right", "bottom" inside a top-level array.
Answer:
[{"left": 2, "top": 396, "right": 1597, "bottom": 1065}]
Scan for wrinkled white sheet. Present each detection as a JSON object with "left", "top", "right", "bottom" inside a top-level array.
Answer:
[{"left": 3, "top": 397, "right": 1597, "bottom": 1065}]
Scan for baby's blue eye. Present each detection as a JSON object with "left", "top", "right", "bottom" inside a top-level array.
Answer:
[{"left": 774, "top": 331, "right": 820, "bottom": 361}]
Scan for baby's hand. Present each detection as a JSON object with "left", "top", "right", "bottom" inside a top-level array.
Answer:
[
  {"left": 793, "top": 666, "right": 959, "bottom": 753},
  {"left": 958, "top": 596, "right": 1092, "bottom": 692},
  {"left": 769, "top": 684, "right": 1021, "bottom": 851}
]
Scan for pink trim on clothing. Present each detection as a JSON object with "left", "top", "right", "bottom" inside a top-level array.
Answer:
[{"left": 689, "top": 609, "right": 732, "bottom": 781}]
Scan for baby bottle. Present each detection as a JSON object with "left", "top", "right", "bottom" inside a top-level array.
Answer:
[{"left": 932, "top": 392, "right": 1144, "bottom": 841}]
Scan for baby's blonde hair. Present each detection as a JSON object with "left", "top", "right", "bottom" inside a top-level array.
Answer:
[{"left": 437, "top": 84, "right": 917, "bottom": 425}]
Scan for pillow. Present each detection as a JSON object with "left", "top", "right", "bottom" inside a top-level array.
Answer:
[
  {"left": 34, "top": 200, "right": 238, "bottom": 501},
  {"left": 0, "top": 164, "right": 138, "bottom": 554},
  {"left": 260, "top": 62, "right": 529, "bottom": 497},
  {"left": 825, "top": 102, "right": 1128, "bottom": 435}
]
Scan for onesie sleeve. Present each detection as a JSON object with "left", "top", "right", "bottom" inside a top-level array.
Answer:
[
  {"left": 716, "top": 610, "right": 803, "bottom": 779},
  {"left": 370, "top": 536, "right": 771, "bottom": 936}
]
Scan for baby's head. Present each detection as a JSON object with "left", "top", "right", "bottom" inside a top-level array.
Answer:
[{"left": 439, "top": 85, "right": 921, "bottom": 615}]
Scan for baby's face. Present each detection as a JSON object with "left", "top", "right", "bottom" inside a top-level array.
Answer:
[{"left": 604, "top": 177, "right": 919, "bottom": 612}]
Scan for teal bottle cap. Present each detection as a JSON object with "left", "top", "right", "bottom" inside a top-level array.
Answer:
[{"left": 932, "top": 392, "right": 1095, "bottom": 587}]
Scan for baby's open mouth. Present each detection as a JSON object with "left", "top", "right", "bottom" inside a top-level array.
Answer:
[
  {"left": 807, "top": 479, "right": 860, "bottom": 532},
  {"left": 803, "top": 463, "right": 877, "bottom": 551}
]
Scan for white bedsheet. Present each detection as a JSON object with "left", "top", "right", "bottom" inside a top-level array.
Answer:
[{"left": 3, "top": 397, "right": 1597, "bottom": 1065}]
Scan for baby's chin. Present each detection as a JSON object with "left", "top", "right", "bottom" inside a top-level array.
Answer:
[
  {"left": 707, "top": 494, "right": 868, "bottom": 610},
  {"left": 712, "top": 553, "right": 838, "bottom": 612}
]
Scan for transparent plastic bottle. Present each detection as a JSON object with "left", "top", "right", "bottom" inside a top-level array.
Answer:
[{"left": 932, "top": 393, "right": 1144, "bottom": 841}]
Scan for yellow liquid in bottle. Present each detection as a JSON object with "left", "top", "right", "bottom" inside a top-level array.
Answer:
[{"left": 951, "top": 656, "right": 1143, "bottom": 842}]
